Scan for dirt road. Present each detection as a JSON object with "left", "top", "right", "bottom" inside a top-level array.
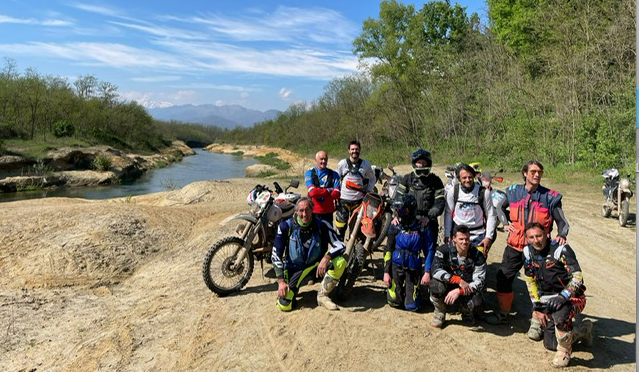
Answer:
[{"left": 0, "top": 165, "right": 635, "bottom": 371}]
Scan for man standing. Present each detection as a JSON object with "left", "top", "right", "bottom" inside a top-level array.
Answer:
[
  {"left": 305, "top": 150, "right": 341, "bottom": 224},
  {"left": 522, "top": 222, "right": 591, "bottom": 368},
  {"left": 430, "top": 225, "right": 487, "bottom": 328},
  {"left": 271, "top": 197, "right": 347, "bottom": 311},
  {"left": 335, "top": 140, "right": 376, "bottom": 239},
  {"left": 489, "top": 160, "right": 570, "bottom": 328},
  {"left": 396, "top": 148, "right": 445, "bottom": 242},
  {"left": 444, "top": 163, "right": 497, "bottom": 254}
]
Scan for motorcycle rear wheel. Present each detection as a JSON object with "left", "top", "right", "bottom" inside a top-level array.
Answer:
[
  {"left": 202, "top": 236, "right": 254, "bottom": 296},
  {"left": 619, "top": 200, "right": 629, "bottom": 227},
  {"left": 335, "top": 241, "right": 365, "bottom": 301}
]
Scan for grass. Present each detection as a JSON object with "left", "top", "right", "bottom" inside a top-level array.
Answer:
[
  {"left": 257, "top": 170, "right": 277, "bottom": 178},
  {"left": 230, "top": 150, "right": 244, "bottom": 156},
  {"left": 254, "top": 152, "right": 291, "bottom": 170},
  {"left": 4, "top": 138, "right": 93, "bottom": 159},
  {"left": 16, "top": 184, "right": 44, "bottom": 192}
]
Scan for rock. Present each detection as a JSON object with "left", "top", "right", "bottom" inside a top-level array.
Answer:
[
  {"left": 57, "top": 170, "right": 119, "bottom": 187},
  {"left": 244, "top": 164, "right": 277, "bottom": 177}
]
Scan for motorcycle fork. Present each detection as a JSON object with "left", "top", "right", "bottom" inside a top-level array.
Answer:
[
  {"left": 344, "top": 211, "right": 363, "bottom": 259},
  {"left": 239, "top": 221, "right": 252, "bottom": 241},
  {"left": 232, "top": 223, "right": 259, "bottom": 269}
]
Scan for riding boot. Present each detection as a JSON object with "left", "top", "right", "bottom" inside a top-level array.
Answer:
[
  {"left": 317, "top": 275, "right": 339, "bottom": 311},
  {"left": 551, "top": 328, "right": 573, "bottom": 368},
  {"left": 430, "top": 296, "right": 446, "bottom": 328},
  {"left": 527, "top": 316, "right": 544, "bottom": 341}
]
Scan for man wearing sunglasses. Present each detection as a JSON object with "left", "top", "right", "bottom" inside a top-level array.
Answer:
[{"left": 488, "top": 160, "right": 570, "bottom": 337}]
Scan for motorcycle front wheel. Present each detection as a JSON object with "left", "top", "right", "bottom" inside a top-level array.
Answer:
[
  {"left": 335, "top": 241, "right": 365, "bottom": 301},
  {"left": 619, "top": 200, "right": 629, "bottom": 227},
  {"left": 202, "top": 236, "right": 254, "bottom": 296},
  {"left": 371, "top": 212, "right": 392, "bottom": 251}
]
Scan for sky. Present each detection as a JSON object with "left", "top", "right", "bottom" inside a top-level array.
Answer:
[{"left": 0, "top": 0, "right": 488, "bottom": 112}]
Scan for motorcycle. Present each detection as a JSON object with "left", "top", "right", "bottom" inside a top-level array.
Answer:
[
  {"left": 601, "top": 168, "right": 634, "bottom": 227},
  {"left": 370, "top": 165, "right": 401, "bottom": 252},
  {"left": 202, "top": 179, "right": 301, "bottom": 296},
  {"left": 478, "top": 169, "right": 509, "bottom": 228},
  {"left": 335, "top": 180, "right": 387, "bottom": 299}
]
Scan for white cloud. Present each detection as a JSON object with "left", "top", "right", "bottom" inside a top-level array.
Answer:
[
  {"left": 279, "top": 88, "right": 293, "bottom": 99},
  {"left": 109, "top": 21, "right": 208, "bottom": 40},
  {"left": 239, "top": 92, "right": 249, "bottom": 99},
  {"left": 71, "top": 3, "right": 122, "bottom": 17},
  {"left": 215, "top": 100, "right": 224, "bottom": 106},
  {"left": 132, "top": 75, "right": 182, "bottom": 82},
  {"left": 171, "top": 90, "right": 197, "bottom": 100},
  {"left": 0, "top": 14, "right": 72, "bottom": 26}
]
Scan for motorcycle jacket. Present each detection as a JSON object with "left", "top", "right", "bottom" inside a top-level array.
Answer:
[
  {"left": 304, "top": 167, "right": 341, "bottom": 214},
  {"left": 504, "top": 184, "right": 569, "bottom": 251},
  {"left": 397, "top": 173, "right": 445, "bottom": 221},
  {"left": 523, "top": 241, "right": 585, "bottom": 304},
  {"left": 383, "top": 222, "right": 435, "bottom": 273},
  {"left": 271, "top": 216, "right": 345, "bottom": 279},
  {"left": 337, "top": 158, "right": 376, "bottom": 202},
  {"left": 431, "top": 242, "right": 487, "bottom": 293}
]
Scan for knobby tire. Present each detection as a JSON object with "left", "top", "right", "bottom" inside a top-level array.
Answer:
[{"left": 202, "top": 236, "right": 254, "bottom": 296}]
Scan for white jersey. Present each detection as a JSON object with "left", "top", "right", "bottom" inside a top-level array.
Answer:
[{"left": 336, "top": 158, "right": 376, "bottom": 202}]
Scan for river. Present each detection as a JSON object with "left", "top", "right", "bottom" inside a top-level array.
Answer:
[{"left": 0, "top": 149, "right": 257, "bottom": 202}]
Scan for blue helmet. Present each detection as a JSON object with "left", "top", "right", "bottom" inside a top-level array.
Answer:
[{"left": 393, "top": 193, "right": 417, "bottom": 225}]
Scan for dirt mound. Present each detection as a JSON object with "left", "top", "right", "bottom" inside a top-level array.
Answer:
[{"left": 0, "top": 174, "right": 635, "bottom": 371}]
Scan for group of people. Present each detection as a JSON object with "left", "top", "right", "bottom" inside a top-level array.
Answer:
[{"left": 270, "top": 140, "right": 591, "bottom": 368}]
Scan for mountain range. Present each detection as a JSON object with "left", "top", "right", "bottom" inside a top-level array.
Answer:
[{"left": 147, "top": 104, "right": 281, "bottom": 128}]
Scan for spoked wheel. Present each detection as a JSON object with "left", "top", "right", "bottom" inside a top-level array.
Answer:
[
  {"left": 335, "top": 241, "right": 365, "bottom": 301},
  {"left": 619, "top": 200, "right": 629, "bottom": 227},
  {"left": 202, "top": 236, "right": 254, "bottom": 296},
  {"left": 371, "top": 212, "right": 392, "bottom": 252}
]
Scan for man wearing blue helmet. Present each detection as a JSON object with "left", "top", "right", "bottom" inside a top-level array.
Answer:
[{"left": 383, "top": 193, "right": 435, "bottom": 311}]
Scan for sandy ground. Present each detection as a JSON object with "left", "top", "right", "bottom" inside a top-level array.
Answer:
[{"left": 0, "top": 154, "right": 635, "bottom": 371}]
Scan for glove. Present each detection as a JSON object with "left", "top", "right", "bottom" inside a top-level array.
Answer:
[
  {"left": 532, "top": 301, "right": 545, "bottom": 312},
  {"left": 546, "top": 295, "right": 568, "bottom": 313}
]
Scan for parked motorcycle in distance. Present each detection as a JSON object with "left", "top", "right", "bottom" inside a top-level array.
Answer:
[
  {"left": 478, "top": 169, "right": 509, "bottom": 228},
  {"left": 370, "top": 165, "right": 401, "bottom": 252},
  {"left": 601, "top": 168, "right": 634, "bottom": 227},
  {"left": 202, "top": 179, "right": 301, "bottom": 296}
]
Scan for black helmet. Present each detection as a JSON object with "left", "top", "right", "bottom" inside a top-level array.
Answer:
[
  {"left": 393, "top": 193, "right": 418, "bottom": 225},
  {"left": 411, "top": 148, "right": 432, "bottom": 176}
]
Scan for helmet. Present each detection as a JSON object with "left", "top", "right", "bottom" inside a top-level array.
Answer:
[
  {"left": 393, "top": 194, "right": 418, "bottom": 225},
  {"left": 603, "top": 168, "right": 620, "bottom": 180},
  {"left": 411, "top": 149, "right": 432, "bottom": 177},
  {"left": 469, "top": 162, "right": 482, "bottom": 174}
]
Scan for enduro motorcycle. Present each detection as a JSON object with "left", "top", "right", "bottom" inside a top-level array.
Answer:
[
  {"left": 601, "top": 168, "right": 634, "bottom": 227},
  {"left": 335, "top": 180, "right": 386, "bottom": 299},
  {"left": 478, "top": 169, "right": 509, "bottom": 227},
  {"left": 202, "top": 179, "right": 301, "bottom": 296}
]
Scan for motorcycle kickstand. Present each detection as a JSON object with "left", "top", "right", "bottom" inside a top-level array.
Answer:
[{"left": 260, "top": 259, "right": 265, "bottom": 281}]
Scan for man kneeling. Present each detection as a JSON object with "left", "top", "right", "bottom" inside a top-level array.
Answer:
[
  {"left": 430, "top": 225, "right": 486, "bottom": 327},
  {"left": 272, "top": 197, "right": 347, "bottom": 311}
]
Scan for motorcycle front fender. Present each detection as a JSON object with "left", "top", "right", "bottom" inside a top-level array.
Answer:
[{"left": 219, "top": 214, "right": 258, "bottom": 226}]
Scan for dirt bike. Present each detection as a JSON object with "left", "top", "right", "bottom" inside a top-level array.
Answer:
[
  {"left": 370, "top": 165, "right": 401, "bottom": 251},
  {"left": 202, "top": 179, "right": 301, "bottom": 296},
  {"left": 335, "top": 180, "right": 386, "bottom": 300},
  {"left": 478, "top": 169, "right": 509, "bottom": 228},
  {"left": 601, "top": 168, "right": 634, "bottom": 227}
]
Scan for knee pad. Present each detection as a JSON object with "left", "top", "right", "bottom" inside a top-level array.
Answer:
[{"left": 327, "top": 256, "right": 347, "bottom": 279}]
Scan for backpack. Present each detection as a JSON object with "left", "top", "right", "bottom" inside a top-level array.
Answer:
[
  {"left": 311, "top": 168, "right": 334, "bottom": 189},
  {"left": 343, "top": 158, "right": 368, "bottom": 187},
  {"left": 452, "top": 183, "right": 486, "bottom": 223}
]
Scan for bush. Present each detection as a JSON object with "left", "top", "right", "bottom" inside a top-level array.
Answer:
[
  {"left": 93, "top": 155, "right": 112, "bottom": 171},
  {"left": 52, "top": 120, "right": 76, "bottom": 138},
  {"left": 254, "top": 152, "right": 290, "bottom": 170}
]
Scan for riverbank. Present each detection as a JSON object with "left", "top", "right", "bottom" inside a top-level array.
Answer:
[{"left": 0, "top": 141, "right": 195, "bottom": 193}]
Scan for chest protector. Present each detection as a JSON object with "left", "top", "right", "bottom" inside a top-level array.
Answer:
[
  {"left": 446, "top": 243, "right": 478, "bottom": 283},
  {"left": 286, "top": 219, "right": 322, "bottom": 267},
  {"left": 523, "top": 244, "right": 584, "bottom": 296},
  {"left": 391, "top": 224, "right": 427, "bottom": 270},
  {"left": 408, "top": 175, "right": 435, "bottom": 216},
  {"left": 507, "top": 185, "right": 561, "bottom": 251}
]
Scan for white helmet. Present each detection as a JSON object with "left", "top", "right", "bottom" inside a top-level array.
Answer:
[{"left": 603, "top": 168, "right": 620, "bottom": 180}]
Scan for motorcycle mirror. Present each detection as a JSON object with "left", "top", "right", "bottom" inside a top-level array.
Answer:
[
  {"left": 494, "top": 177, "right": 504, "bottom": 183},
  {"left": 498, "top": 168, "right": 504, "bottom": 173},
  {"left": 388, "top": 164, "right": 395, "bottom": 172},
  {"left": 289, "top": 179, "right": 300, "bottom": 188}
]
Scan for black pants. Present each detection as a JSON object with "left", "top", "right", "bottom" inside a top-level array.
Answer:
[
  {"left": 386, "top": 265, "right": 421, "bottom": 311},
  {"left": 496, "top": 245, "right": 524, "bottom": 294},
  {"left": 542, "top": 296, "right": 587, "bottom": 351},
  {"left": 430, "top": 278, "right": 483, "bottom": 311},
  {"left": 336, "top": 200, "right": 361, "bottom": 240},
  {"left": 314, "top": 212, "right": 334, "bottom": 226}
]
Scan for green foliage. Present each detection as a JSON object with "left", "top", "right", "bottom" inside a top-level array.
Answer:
[
  {"left": 92, "top": 155, "right": 112, "bottom": 171},
  {"left": 230, "top": 150, "right": 244, "bottom": 156},
  {"left": 254, "top": 152, "right": 291, "bottom": 170},
  {"left": 52, "top": 120, "right": 75, "bottom": 138},
  {"left": 256, "top": 170, "right": 277, "bottom": 178}
]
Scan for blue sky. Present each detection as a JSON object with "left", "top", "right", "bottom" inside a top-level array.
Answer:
[{"left": 0, "top": 0, "right": 488, "bottom": 111}]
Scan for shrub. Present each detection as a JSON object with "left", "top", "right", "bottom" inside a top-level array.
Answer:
[
  {"left": 52, "top": 120, "right": 76, "bottom": 138},
  {"left": 93, "top": 155, "right": 112, "bottom": 171}
]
